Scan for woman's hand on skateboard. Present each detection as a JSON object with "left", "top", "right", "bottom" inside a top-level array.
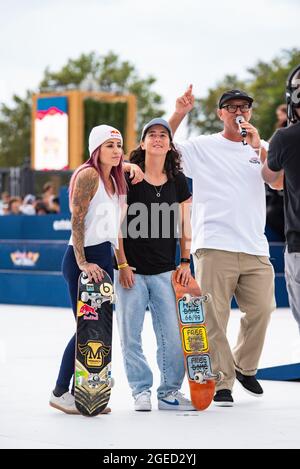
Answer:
[
  {"left": 119, "top": 266, "right": 135, "bottom": 289},
  {"left": 176, "top": 264, "right": 192, "bottom": 287},
  {"left": 79, "top": 262, "right": 104, "bottom": 283}
]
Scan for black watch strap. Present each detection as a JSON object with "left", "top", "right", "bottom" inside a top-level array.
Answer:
[{"left": 180, "top": 257, "right": 190, "bottom": 264}]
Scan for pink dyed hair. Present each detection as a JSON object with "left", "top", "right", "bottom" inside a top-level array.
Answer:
[{"left": 69, "top": 145, "right": 127, "bottom": 207}]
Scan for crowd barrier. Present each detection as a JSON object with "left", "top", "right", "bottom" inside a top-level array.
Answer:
[{"left": 0, "top": 189, "right": 289, "bottom": 308}]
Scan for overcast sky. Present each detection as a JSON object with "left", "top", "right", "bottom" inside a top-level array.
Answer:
[{"left": 0, "top": 0, "right": 299, "bottom": 131}]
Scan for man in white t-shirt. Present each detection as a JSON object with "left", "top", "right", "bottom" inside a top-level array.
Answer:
[{"left": 169, "top": 87, "right": 276, "bottom": 406}]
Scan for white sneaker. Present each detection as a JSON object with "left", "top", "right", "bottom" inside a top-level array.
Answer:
[
  {"left": 134, "top": 391, "right": 152, "bottom": 411},
  {"left": 158, "top": 391, "right": 196, "bottom": 411},
  {"left": 49, "top": 391, "right": 80, "bottom": 415}
]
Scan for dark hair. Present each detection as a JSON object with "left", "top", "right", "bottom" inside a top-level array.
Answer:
[
  {"left": 129, "top": 142, "right": 183, "bottom": 180},
  {"left": 35, "top": 201, "right": 49, "bottom": 214},
  {"left": 43, "top": 182, "right": 53, "bottom": 193},
  {"left": 8, "top": 198, "right": 20, "bottom": 210},
  {"left": 275, "top": 104, "right": 288, "bottom": 129}
]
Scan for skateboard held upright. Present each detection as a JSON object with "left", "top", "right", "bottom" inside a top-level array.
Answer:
[
  {"left": 75, "top": 270, "right": 115, "bottom": 416},
  {"left": 172, "top": 272, "right": 223, "bottom": 411}
]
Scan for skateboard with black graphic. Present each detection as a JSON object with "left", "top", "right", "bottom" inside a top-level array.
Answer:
[
  {"left": 74, "top": 270, "right": 115, "bottom": 416},
  {"left": 172, "top": 272, "right": 223, "bottom": 410}
]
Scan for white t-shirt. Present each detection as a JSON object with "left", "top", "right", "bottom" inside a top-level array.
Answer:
[
  {"left": 176, "top": 133, "right": 269, "bottom": 256},
  {"left": 69, "top": 177, "right": 122, "bottom": 249}
]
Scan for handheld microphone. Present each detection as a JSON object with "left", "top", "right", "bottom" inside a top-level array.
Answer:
[{"left": 235, "top": 115, "right": 247, "bottom": 138}]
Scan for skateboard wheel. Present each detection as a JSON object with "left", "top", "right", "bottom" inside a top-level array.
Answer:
[
  {"left": 203, "top": 293, "right": 212, "bottom": 303},
  {"left": 110, "top": 294, "right": 117, "bottom": 304},
  {"left": 194, "top": 372, "right": 205, "bottom": 384},
  {"left": 182, "top": 294, "right": 191, "bottom": 303},
  {"left": 81, "top": 291, "right": 89, "bottom": 303},
  {"left": 108, "top": 378, "right": 115, "bottom": 388},
  {"left": 100, "top": 282, "right": 113, "bottom": 297},
  {"left": 81, "top": 274, "right": 90, "bottom": 285}
]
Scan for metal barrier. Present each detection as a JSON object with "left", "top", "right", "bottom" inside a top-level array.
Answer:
[{"left": 0, "top": 163, "right": 72, "bottom": 198}]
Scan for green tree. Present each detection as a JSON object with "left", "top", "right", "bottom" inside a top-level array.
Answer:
[
  {"left": 188, "top": 48, "right": 300, "bottom": 140},
  {"left": 0, "top": 92, "right": 31, "bottom": 167},
  {"left": 248, "top": 48, "right": 300, "bottom": 138},
  {"left": 0, "top": 51, "right": 164, "bottom": 167},
  {"left": 40, "top": 51, "right": 164, "bottom": 137}
]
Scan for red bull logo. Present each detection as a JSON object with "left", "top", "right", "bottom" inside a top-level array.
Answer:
[
  {"left": 79, "top": 304, "right": 98, "bottom": 321},
  {"left": 110, "top": 129, "right": 121, "bottom": 139}
]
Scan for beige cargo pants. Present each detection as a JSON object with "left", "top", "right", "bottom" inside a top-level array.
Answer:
[{"left": 193, "top": 249, "right": 276, "bottom": 391}]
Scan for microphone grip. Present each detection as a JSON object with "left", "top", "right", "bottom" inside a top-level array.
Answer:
[{"left": 238, "top": 123, "right": 247, "bottom": 138}]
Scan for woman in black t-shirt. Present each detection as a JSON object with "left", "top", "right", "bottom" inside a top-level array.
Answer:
[{"left": 115, "top": 118, "right": 195, "bottom": 412}]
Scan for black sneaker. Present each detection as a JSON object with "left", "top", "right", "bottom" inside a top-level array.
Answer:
[
  {"left": 235, "top": 370, "right": 263, "bottom": 397},
  {"left": 213, "top": 389, "right": 234, "bottom": 407}
]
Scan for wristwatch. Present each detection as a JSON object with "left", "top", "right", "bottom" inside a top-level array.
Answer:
[{"left": 180, "top": 258, "right": 190, "bottom": 264}]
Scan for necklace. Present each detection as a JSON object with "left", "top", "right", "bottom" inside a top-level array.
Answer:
[
  {"left": 145, "top": 175, "right": 166, "bottom": 197},
  {"left": 153, "top": 184, "right": 163, "bottom": 197}
]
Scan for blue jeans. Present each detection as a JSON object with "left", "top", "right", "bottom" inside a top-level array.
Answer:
[{"left": 115, "top": 270, "right": 185, "bottom": 399}]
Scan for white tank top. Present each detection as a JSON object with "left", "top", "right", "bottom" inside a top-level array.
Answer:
[{"left": 69, "top": 177, "right": 121, "bottom": 249}]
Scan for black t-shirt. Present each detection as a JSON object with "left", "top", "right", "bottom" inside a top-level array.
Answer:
[
  {"left": 268, "top": 121, "right": 300, "bottom": 252},
  {"left": 120, "top": 172, "right": 191, "bottom": 274}
]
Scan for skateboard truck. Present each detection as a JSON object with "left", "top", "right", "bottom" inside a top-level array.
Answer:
[
  {"left": 194, "top": 371, "right": 224, "bottom": 384},
  {"left": 81, "top": 291, "right": 115, "bottom": 309},
  {"left": 86, "top": 374, "right": 115, "bottom": 389},
  {"left": 182, "top": 293, "right": 212, "bottom": 304}
]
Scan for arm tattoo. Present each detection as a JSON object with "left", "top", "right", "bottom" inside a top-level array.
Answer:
[{"left": 71, "top": 169, "right": 98, "bottom": 267}]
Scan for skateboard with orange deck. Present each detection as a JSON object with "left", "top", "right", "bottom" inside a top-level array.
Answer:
[{"left": 172, "top": 272, "right": 223, "bottom": 410}]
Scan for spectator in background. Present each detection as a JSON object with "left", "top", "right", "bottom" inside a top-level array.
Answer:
[
  {"left": 7, "top": 197, "right": 22, "bottom": 215},
  {"left": 20, "top": 194, "right": 36, "bottom": 215},
  {"left": 265, "top": 104, "right": 287, "bottom": 241},
  {"left": 0, "top": 191, "right": 10, "bottom": 204},
  {"left": 0, "top": 203, "right": 9, "bottom": 215},
  {"left": 35, "top": 201, "right": 49, "bottom": 215},
  {"left": 48, "top": 196, "right": 60, "bottom": 213},
  {"left": 42, "top": 182, "right": 55, "bottom": 200},
  {"left": 0, "top": 192, "right": 60, "bottom": 216},
  {"left": 275, "top": 104, "right": 287, "bottom": 129},
  {"left": 0, "top": 192, "right": 10, "bottom": 215},
  {"left": 42, "top": 182, "right": 57, "bottom": 211}
]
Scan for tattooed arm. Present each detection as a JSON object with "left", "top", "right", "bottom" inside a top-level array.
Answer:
[{"left": 71, "top": 167, "right": 103, "bottom": 282}]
